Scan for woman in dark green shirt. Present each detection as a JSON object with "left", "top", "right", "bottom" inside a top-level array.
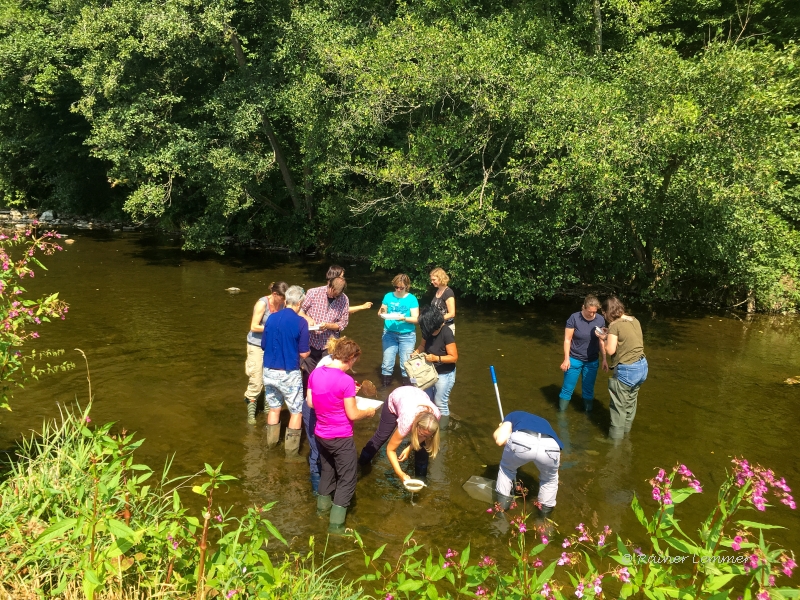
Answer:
[{"left": 596, "top": 296, "right": 648, "bottom": 439}]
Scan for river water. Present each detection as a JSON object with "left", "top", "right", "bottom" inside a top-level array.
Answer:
[{"left": 4, "top": 231, "right": 799, "bottom": 571}]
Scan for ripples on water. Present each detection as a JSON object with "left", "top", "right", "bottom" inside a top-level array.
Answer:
[{"left": 5, "top": 231, "right": 799, "bottom": 565}]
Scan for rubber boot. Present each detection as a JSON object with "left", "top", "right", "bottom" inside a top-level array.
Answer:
[
  {"left": 310, "top": 472, "right": 321, "bottom": 495},
  {"left": 558, "top": 398, "right": 570, "bottom": 412},
  {"left": 495, "top": 492, "right": 514, "bottom": 511},
  {"left": 284, "top": 427, "right": 304, "bottom": 462},
  {"left": 381, "top": 375, "right": 392, "bottom": 388},
  {"left": 401, "top": 377, "right": 411, "bottom": 387},
  {"left": 536, "top": 504, "right": 555, "bottom": 536},
  {"left": 328, "top": 504, "right": 348, "bottom": 534},
  {"left": 438, "top": 415, "right": 450, "bottom": 431},
  {"left": 583, "top": 398, "right": 594, "bottom": 412},
  {"left": 265, "top": 423, "right": 281, "bottom": 449},
  {"left": 316, "top": 494, "right": 332, "bottom": 515},
  {"left": 246, "top": 400, "right": 257, "bottom": 425},
  {"left": 609, "top": 425, "right": 625, "bottom": 440}
]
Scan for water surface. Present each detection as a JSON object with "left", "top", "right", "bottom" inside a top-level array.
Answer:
[{"left": 4, "top": 231, "right": 799, "bottom": 570}]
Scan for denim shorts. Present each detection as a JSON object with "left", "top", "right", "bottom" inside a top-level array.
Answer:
[
  {"left": 615, "top": 357, "right": 648, "bottom": 388},
  {"left": 263, "top": 368, "right": 304, "bottom": 414}
]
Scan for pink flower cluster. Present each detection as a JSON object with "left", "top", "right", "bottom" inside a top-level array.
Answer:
[
  {"left": 614, "top": 566, "right": 631, "bottom": 583},
  {"left": 479, "top": 555, "right": 495, "bottom": 567},
  {"left": 732, "top": 458, "right": 795, "bottom": 511},
  {"left": 649, "top": 464, "right": 703, "bottom": 507},
  {"left": 560, "top": 523, "right": 612, "bottom": 551}
]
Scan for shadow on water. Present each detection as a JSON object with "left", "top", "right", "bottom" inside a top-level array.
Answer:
[{"left": 2, "top": 231, "right": 799, "bottom": 570}]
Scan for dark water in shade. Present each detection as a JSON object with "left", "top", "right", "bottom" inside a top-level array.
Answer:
[{"left": 3, "top": 231, "right": 799, "bottom": 573}]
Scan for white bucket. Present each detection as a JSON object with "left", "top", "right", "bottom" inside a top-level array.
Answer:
[{"left": 403, "top": 479, "right": 426, "bottom": 492}]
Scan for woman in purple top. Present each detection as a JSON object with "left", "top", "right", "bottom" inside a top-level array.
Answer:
[
  {"left": 558, "top": 295, "right": 607, "bottom": 412},
  {"left": 358, "top": 386, "right": 441, "bottom": 484},
  {"left": 307, "top": 338, "right": 375, "bottom": 533}
]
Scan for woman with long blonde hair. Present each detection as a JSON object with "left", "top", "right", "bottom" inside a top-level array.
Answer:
[{"left": 359, "top": 386, "right": 441, "bottom": 484}]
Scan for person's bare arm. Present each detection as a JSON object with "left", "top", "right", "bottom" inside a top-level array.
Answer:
[
  {"left": 349, "top": 302, "right": 373, "bottom": 314},
  {"left": 561, "top": 328, "right": 574, "bottom": 371},
  {"left": 424, "top": 341, "right": 458, "bottom": 364},
  {"left": 402, "top": 307, "right": 420, "bottom": 325},
  {"left": 385, "top": 429, "right": 409, "bottom": 481},
  {"left": 493, "top": 422, "right": 513, "bottom": 446},
  {"left": 443, "top": 296, "right": 456, "bottom": 321},
  {"left": 250, "top": 299, "right": 268, "bottom": 333},
  {"left": 306, "top": 389, "right": 314, "bottom": 408},
  {"left": 605, "top": 333, "right": 618, "bottom": 356},
  {"left": 343, "top": 396, "right": 375, "bottom": 421}
]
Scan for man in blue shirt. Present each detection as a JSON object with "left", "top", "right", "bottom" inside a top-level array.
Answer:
[
  {"left": 493, "top": 411, "right": 562, "bottom": 518},
  {"left": 262, "top": 285, "right": 310, "bottom": 457}
]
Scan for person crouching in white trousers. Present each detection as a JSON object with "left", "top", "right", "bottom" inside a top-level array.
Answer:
[{"left": 493, "top": 411, "right": 563, "bottom": 520}]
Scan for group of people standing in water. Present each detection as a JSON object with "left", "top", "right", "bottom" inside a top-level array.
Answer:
[
  {"left": 242, "top": 266, "right": 457, "bottom": 532},
  {"left": 242, "top": 266, "right": 647, "bottom": 532}
]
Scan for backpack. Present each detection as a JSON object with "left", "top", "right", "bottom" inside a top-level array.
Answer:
[{"left": 403, "top": 354, "right": 439, "bottom": 391}]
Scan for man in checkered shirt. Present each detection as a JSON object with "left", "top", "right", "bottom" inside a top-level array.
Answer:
[{"left": 300, "top": 276, "right": 350, "bottom": 376}]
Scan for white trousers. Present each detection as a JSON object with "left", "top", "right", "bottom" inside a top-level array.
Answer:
[{"left": 496, "top": 431, "right": 561, "bottom": 508}]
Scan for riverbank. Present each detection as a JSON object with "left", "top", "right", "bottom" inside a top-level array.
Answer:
[{"left": 2, "top": 403, "right": 797, "bottom": 599}]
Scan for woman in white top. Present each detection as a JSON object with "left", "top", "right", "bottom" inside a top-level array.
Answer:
[{"left": 358, "top": 386, "right": 440, "bottom": 482}]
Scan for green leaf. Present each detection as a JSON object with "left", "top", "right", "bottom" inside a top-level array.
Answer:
[
  {"left": 34, "top": 518, "right": 77, "bottom": 545},
  {"left": 736, "top": 520, "right": 785, "bottom": 530},
  {"left": 372, "top": 543, "right": 387, "bottom": 561},
  {"left": 106, "top": 518, "right": 135, "bottom": 541},
  {"left": 460, "top": 545, "right": 470, "bottom": 568},
  {"left": 632, "top": 494, "right": 649, "bottom": 529},
  {"left": 426, "top": 583, "right": 439, "bottom": 599},
  {"left": 397, "top": 579, "right": 425, "bottom": 592}
]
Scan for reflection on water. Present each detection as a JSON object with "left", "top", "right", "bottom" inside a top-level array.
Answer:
[{"left": 4, "top": 231, "right": 799, "bottom": 564}]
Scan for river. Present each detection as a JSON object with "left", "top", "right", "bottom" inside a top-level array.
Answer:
[{"left": 4, "top": 230, "right": 799, "bottom": 571}]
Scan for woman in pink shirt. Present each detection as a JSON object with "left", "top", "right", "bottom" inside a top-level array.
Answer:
[
  {"left": 358, "top": 386, "right": 441, "bottom": 484},
  {"left": 307, "top": 338, "right": 375, "bottom": 533}
]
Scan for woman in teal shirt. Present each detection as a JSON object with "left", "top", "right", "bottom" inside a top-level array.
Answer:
[{"left": 378, "top": 273, "right": 419, "bottom": 387}]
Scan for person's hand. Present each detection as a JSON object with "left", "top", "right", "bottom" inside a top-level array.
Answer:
[
  {"left": 366, "top": 407, "right": 376, "bottom": 418},
  {"left": 602, "top": 359, "right": 609, "bottom": 372},
  {"left": 401, "top": 472, "right": 411, "bottom": 482},
  {"left": 362, "top": 302, "right": 373, "bottom": 309},
  {"left": 306, "top": 316, "right": 317, "bottom": 326},
  {"left": 355, "top": 384, "right": 362, "bottom": 394},
  {"left": 560, "top": 358, "right": 570, "bottom": 372},
  {"left": 595, "top": 326, "right": 608, "bottom": 340},
  {"left": 424, "top": 353, "right": 437, "bottom": 363},
  {"left": 398, "top": 446, "right": 411, "bottom": 462}
]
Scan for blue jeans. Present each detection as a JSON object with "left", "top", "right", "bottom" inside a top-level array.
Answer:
[
  {"left": 302, "top": 401, "right": 320, "bottom": 481},
  {"left": 559, "top": 357, "right": 599, "bottom": 403},
  {"left": 615, "top": 357, "right": 648, "bottom": 388},
  {"left": 425, "top": 368, "right": 456, "bottom": 416},
  {"left": 381, "top": 330, "right": 417, "bottom": 377}
]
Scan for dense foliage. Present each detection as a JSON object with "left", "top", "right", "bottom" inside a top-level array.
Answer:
[
  {"left": 1, "top": 0, "right": 799, "bottom": 309},
  {"left": 1, "top": 405, "right": 797, "bottom": 598}
]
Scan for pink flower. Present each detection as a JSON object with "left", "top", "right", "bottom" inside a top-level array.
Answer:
[
  {"left": 518, "top": 523, "right": 527, "bottom": 533},
  {"left": 663, "top": 490, "right": 673, "bottom": 505},
  {"left": 557, "top": 552, "right": 572, "bottom": 566},
  {"left": 85, "top": 416, "right": 91, "bottom": 423},
  {"left": 690, "top": 480, "right": 703, "bottom": 493},
  {"left": 541, "top": 535, "right": 549, "bottom": 544},
  {"left": 215, "top": 514, "right": 222, "bottom": 522},
  {"left": 598, "top": 534, "right": 606, "bottom": 547},
  {"left": 616, "top": 567, "right": 631, "bottom": 583},
  {"left": 226, "top": 591, "right": 238, "bottom": 599},
  {"left": 575, "top": 582, "right": 584, "bottom": 598},
  {"left": 655, "top": 468, "right": 666, "bottom": 483},
  {"left": 593, "top": 576, "right": 603, "bottom": 594},
  {"left": 445, "top": 548, "right": 457, "bottom": 558},
  {"left": 783, "top": 558, "right": 796, "bottom": 577},
  {"left": 475, "top": 586, "right": 487, "bottom": 596},
  {"left": 480, "top": 555, "right": 495, "bottom": 567},
  {"left": 533, "top": 558, "right": 543, "bottom": 567},
  {"left": 384, "top": 595, "right": 394, "bottom": 600},
  {"left": 443, "top": 562, "right": 451, "bottom": 568},
  {"left": 749, "top": 555, "right": 759, "bottom": 569},
  {"left": 652, "top": 487, "right": 662, "bottom": 502},
  {"left": 756, "top": 592, "right": 769, "bottom": 600},
  {"left": 562, "top": 538, "right": 571, "bottom": 548},
  {"left": 731, "top": 536, "right": 742, "bottom": 551},
  {"left": 486, "top": 508, "right": 493, "bottom": 513}
]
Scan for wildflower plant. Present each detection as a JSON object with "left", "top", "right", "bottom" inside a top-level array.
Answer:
[{"left": 0, "top": 225, "right": 72, "bottom": 412}]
